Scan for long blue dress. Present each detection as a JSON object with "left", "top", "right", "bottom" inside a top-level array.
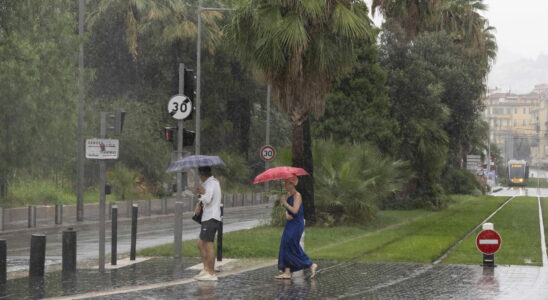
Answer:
[{"left": 278, "top": 195, "right": 313, "bottom": 272}]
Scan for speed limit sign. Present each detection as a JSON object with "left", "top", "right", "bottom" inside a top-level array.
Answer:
[
  {"left": 167, "top": 95, "right": 192, "bottom": 120},
  {"left": 260, "top": 145, "right": 276, "bottom": 161}
]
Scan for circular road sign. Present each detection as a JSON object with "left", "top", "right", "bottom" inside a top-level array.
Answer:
[
  {"left": 260, "top": 145, "right": 276, "bottom": 161},
  {"left": 476, "top": 229, "right": 502, "bottom": 255},
  {"left": 168, "top": 95, "right": 192, "bottom": 120}
]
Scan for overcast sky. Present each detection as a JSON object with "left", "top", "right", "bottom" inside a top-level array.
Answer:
[{"left": 365, "top": 0, "right": 548, "bottom": 93}]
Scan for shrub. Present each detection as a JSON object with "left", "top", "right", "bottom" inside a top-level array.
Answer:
[
  {"left": 441, "top": 168, "right": 482, "bottom": 195},
  {"left": 107, "top": 164, "right": 137, "bottom": 200}
]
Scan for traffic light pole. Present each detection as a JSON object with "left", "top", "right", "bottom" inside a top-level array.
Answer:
[
  {"left": 98, "top": 112, "right": 107, "bottom": 272},
  {"left": 174, "top": 64, "right": 184, "bottom": 259},
  {"left": 76, "top": 0, "right": 85, "bottom": 222}
]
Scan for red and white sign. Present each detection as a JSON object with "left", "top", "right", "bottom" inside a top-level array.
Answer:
[
  {"left": 260, "top": 145, "right": 276, "bottom": 161},
  {"left": 476, "top": 229, "right": 502, "bottom": 254},
  {"left": 85, "top": 139, "right": 119, "bottom": 160}
]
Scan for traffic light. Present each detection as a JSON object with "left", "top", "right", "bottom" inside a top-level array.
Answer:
[
  {"left": 161, "top": 127, "right": 195, "bottom": 146},
  {"left": 114, "top": 111, "right": 125, "bottom": 135},
  {"left": 184, "top": 68, "right": 195, "bottom": 101},
  {"left": 183, "top": 129, "right": 195, "bottom": 146},
  {"left": 162, "top": 127, "right": 176, "bottom": 142}
]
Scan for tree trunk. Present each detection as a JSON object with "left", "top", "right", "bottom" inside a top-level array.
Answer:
[{"left": 292, "top": 118, "right": 316, "bottom": 224}]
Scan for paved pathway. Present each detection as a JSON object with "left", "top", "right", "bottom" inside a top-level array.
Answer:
[{"left": 2, "top": 258, "right": 545, "bottom": 299}]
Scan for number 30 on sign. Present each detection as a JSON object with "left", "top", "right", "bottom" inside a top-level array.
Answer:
[
  {"left": 168, "top": 95, "right": 192, "bottom": 120},
  {"left": 260, "top": 145, "right": 276, "bottom": 161}
]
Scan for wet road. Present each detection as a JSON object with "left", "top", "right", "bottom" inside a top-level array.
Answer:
[
  {"left": 491, "top": 186, "right": 548, "bottom": 197},
  {"left": 1, "top": 204, "right": 272, "bottom": 272}
]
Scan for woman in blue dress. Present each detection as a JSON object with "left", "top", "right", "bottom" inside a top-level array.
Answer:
[{"left": 276, "top": 176, "right": 318, "bottom": 279}]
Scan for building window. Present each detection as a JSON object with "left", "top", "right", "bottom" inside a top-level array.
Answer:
[
  {"left": 523, "top": 120, "right": 526, "bottom": 126},
  {"left": 523, "top": 108, "right": 527, "bottom": 113},
  {"left": 515, "top": 108, "right": 518, "bottom": 114},
  {"left": 514, "top": 120, "right": 517, "bottom": 127}
]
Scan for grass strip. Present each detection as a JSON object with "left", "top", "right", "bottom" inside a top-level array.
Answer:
[
  {"left": 443, "top": 197, "right": 542, "bottom": 266},
  {"left": 310, "top": 195, "right": 508, "bottom": 263},
  {"left": 138, "top": 209, "right": 430, "bottom": 258},
  {"left": 542, "top": 198, "right": 548, "bottom": 254},
  {"left": 527, "top": 178, "right": 548, "bottom": 188}
]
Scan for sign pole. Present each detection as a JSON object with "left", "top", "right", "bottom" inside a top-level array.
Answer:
[
  {"left": 98, "top": 112, "right": 107, "bottom": 272},
  {"left": 265, "top": 85, "right": 271, "bottom": 193},
  {"left": 174, "top": 64, "right": 184, "bottom": 259}
]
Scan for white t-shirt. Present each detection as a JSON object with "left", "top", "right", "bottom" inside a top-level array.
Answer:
[{"left": 200, "top": 176, "right": 222, "bottom": 222}]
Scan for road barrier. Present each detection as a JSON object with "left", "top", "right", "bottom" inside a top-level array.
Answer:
[
  {"left": 217, "top": 204, "right": 224, "bottom": 262},
  {"left": 27, "top": 206, "right": 36, "bottom": 228},
  {"left": 62, "top": 228, "right": 77, "bottom": 274},
  {"left": 0, "top": 240, "right": 5, "bottom": 285},
  {"left": 55, "top": 204, "right": 63, "bottom": 225},
  {"left": 0, "top": 192, "right": 270, "bottom": 231},
  {"left": 111, "top": 205, "right": 118, "bottom": 265},
  {"left": 29, "top": 234, "right": 46, "bottom": 278},
  {"left": 130, "top": 204, "right": 138, "bottom": 261}
]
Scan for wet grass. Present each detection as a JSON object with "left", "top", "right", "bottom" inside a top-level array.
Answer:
[
  {"left": 527, "top": 178, "right": 548, "bottom": 188},
  {"left": 138, "top": 209, "right": 430, "bottom": 258},
  {"left": 543, "top": 198, "right": 548, "bottom": 252},
  {"left": 443, "top": 197, "right": 542, "bottom": 266},
  {"left": 311, "top": 195, "right": 507, "bottom": 263}
]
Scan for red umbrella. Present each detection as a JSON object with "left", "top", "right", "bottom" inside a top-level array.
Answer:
[{"left": 253, "top": 166, "right": 309, "bottom": 184}]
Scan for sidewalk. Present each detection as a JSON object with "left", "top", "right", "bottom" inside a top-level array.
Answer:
[{"left": 3, "top": 256, "right": 547, "bottom": 299}]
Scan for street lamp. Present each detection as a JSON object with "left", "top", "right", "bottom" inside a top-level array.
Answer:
[{"left": 195, "top": 4, "right": 233, "bottom": 155}]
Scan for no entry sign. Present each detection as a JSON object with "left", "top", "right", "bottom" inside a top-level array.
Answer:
[{"left": 476, "top": 229, "right": 502, "bottom": 255}]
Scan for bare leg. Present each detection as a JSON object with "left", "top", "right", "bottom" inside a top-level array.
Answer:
[
  {"left": 310, "top": 263, "right": 318, "bottom": 278},
  {"left": 205, "top": 242, "right": 215, "bottom": 274}
]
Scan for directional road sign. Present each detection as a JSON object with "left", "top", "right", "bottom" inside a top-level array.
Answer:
[
  {"left": 86, "top": 139, "right": 119, "bottom": 159},
  {"left": 168, "top": 95, "right": 192, "bottom": 120},
  {"left": 476, "top": 229, "right": 502, "bottom": 255}
]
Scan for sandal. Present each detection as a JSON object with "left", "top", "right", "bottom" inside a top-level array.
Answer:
[{"left": 275, "top": 273, "right": 291, "bottom": 279}]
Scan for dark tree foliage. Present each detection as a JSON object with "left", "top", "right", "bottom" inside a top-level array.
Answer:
[{"left": 314, "top": 40, "right": 398, "bottom": 155}]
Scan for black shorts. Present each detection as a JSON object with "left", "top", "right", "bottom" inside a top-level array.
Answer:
[{"left": 199, "top": 219, "right": 221, "bottom": 242}]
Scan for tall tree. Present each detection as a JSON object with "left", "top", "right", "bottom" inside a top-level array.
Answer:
[
  {"left": 0, "top": 0, "right": 79, "bottom": 198},
  {"left": 371, "top": 0, "right": 440, "bottom": 40},
  {"left": 228, "top": 0, "right": 374, "bottom": 222}
]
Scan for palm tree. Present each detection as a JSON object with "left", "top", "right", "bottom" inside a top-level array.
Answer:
[
  {"left": 87, "top": 0, "right": 223, "bottom": 59},
  {"left": 371, "top": 0, "right": 440, "bottom": 40},
  {"left": 228, "top": 0, "right": 374, "bottom": 223}
]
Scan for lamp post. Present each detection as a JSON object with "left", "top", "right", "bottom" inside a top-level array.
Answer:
[{"left": 195, "top": 4, "right": 233, "bottom": 156}]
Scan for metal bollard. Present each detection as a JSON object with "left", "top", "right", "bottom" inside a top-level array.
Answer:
[
  {"left": 62, "top": 228, "right": 77, "bottom": 274},
  {"left": 130, "top": 204, "right": 138, "bottom": 261},
  {"left": 0, "top": 208, "right": 4, "bottom": 231},
  {"left": 162, "top": 198, "right": 167, "bottom": 214},
  {"left": 28, "top": 206, "right": 36, "bottom": 228},
  {"left": 111, "top": 205, "right": 118, "bottom": 265},
  {"left": 0, "top": 240, "right": 6, "bottom": 285},
  {"left": 55, "top": 204, "right": 63, "bottom": 225},
  {"left": 146, "top": 200, "right": 151, "bottom": 217},
  {"left": 217, "top": 204, "right": 224, "bottom": 262},
  {"left": 29, "top": 234, "right": 46, "bottom": 277}
]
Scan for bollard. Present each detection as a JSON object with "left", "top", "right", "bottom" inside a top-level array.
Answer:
[
  {"left": 146, "top": 200, "right": 151, "bottom": 217},
  {"left": 0, "top": 208, "right": 4, "bottom": 231},
  {"left": 28, "top": 206, "right": 37, "bottom": 228},
  {"left": 0, "top": 240, "right": 6, "bottom": 285},
  {"left": 55, "top": 204, "right": 63, "bottom": 225},
  {"left": 130, "top": 204, "right": 138, "bottom": 261},
  {"left": 62, "top": 228, "right": 77, "bottom": 274},
  {"left": 232, "top": 194, "right": 235, "bottom": 207},
  {"left": 217, "top": 204, "right": 224, "bottom": 262},
  {"left": 162, "top": 198, "right": 167, "bottom": 214},
  {"left": 111, "top": 205, "right": 118, "bottom": 265},
  {"left": 29, "top": 234, "right": 46, "bottom": 277}
]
